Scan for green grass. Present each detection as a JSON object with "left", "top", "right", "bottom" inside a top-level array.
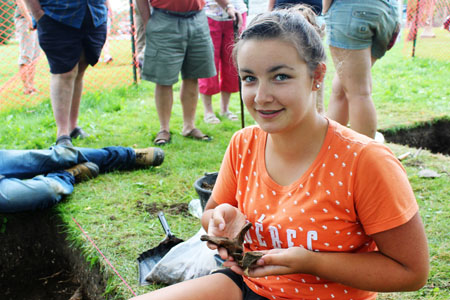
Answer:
[{"left": 0, "top": 38, "right": 449, "bottom": 299}]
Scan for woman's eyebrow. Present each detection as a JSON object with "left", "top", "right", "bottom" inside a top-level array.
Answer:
[
  {"left": 268, "top": 64, "right": 294, "bottom": 73},
  {"left": 239, "top": 68, "right": 254, "bottom": 74},
  {"left": 239, "top": 65, "right": 295, "bottom": 74}
]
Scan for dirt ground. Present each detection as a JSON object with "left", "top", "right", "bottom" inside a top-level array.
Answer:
[
  {"left": 0, "top": 210, "right": 106, "bottom": 300},
  {"left": 381, "top": 118, "right": 449, "bottom": 155}
]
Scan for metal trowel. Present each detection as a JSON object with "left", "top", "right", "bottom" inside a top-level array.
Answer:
[{"left": 137, "top": 211, "right": 184, "bottom": 285}]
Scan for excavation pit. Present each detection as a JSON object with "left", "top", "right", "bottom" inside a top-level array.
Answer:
[
  {"left": 381, "top": 118, "right": 449, "bottom": 155},
  {"left": 0, "top": 210, "right": 106, "bottom": 300}
]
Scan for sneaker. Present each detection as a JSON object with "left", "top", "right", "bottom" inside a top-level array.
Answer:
[
  {"left": 70, "top": 127, "right": 90, "bottom": 139},
  {"left": 56, "top": 135, "right": 74, "bottom": 147},
  {"left": 65, "top": 162, "right": 99, "bottom": 183},
  {"left": 134, "top": 147, "right": 165, "bottom": 167}
]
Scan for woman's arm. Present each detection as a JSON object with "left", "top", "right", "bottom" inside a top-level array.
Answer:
[{"left": 247, "top": 213, "right": 429, "bottom": 292}]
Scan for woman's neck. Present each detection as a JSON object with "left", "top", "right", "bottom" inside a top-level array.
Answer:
[
  {"left": 263, "top": 114, "right": 329, "bottom": 186},
  {"left": 267, "top": 114, "right": 328, "bottom": 158}
]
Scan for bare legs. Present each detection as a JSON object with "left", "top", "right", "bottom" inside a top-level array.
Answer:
[
  {"left": 50, "top": 55, "right": 89, "bottom": 138},
  {"left": 155, "top": 78, "right": 200, "bottom": 135},
  {"left": 327, "top": 46, "right": 377, "bottom": 138},
  {"left": 19, "top": 62, "right": 37, "bottom": 94},
  {"left": 201, "top": 91, "right": 234, "bottom": 124},
  {"left": 129, "top": 273, "right": 242, "bottom": 300},
  {"left": 180, "top": 78, "right": 199, "bottom": 135}
]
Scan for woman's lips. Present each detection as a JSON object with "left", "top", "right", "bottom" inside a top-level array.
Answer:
[{"left": 256, "top": 108, "right": 284, "bottom": 119}]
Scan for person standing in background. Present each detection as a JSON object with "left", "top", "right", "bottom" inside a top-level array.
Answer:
[
  {"left": 25, "top": 0, "right": 108, "bottom": 147},
  {"left": 322, "top": 0, "right": 399, "bottom": 138},
  {"left": 15, "top": 0, "right": 40, "bottom": 95},
  {"left": 136, "top": 0, "right": 241, "bottom": 146},
  {"left": 199, "top": 0, "right": 246, "bottom": 125}
]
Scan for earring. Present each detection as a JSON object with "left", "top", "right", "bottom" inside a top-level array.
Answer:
[{"left": 315, "top": 84, "right": 320, "bottom": 89}]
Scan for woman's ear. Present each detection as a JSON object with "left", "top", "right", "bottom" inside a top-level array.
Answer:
[{"left": 312, "top": 62, "right": 326, "bottom": 91}]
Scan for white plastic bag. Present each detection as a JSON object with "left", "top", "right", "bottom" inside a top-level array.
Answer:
[{"left": 145, "top": 228, "right": 219, "bottom": 285}]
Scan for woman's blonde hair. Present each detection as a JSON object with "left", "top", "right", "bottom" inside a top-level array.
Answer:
[{"left": 234, "top": 5, "right": 326, "bottom": 76}]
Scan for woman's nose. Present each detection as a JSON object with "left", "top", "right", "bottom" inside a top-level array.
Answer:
[{"left": 253, "top": 82, "right": 273, "bottom": 105}]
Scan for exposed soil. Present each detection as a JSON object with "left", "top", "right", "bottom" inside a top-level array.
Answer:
[
  {"left": 0, "top": 210, "right": 106, "bottom": 300},
  {"left": 201, "top": 182, "right": 215, "bottom": 191},
  {"left": 380, "top": 118, "right": 449, "bottom": 155},
  {"left": 136, "top": 201, "right": 190, "bottom": 216}
]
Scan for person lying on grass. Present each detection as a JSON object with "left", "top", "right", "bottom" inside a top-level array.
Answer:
[
  {"left": 0, "top": 145, "right": 164, "bottom": 213},
  {"left": 130, "top": 5, "right": 429, "bottom": 300}
]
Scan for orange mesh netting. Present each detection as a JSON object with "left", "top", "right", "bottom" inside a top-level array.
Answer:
[{"left": 0, "top": 1, "right": 142, "bottom": 111}]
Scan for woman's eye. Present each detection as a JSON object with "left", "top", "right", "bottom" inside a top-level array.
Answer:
[
  {"left": 242, "top": 75, "right": 256, "bottom": 83},
  {"left": 275, "top": 74, "right": 289, "bottom": 81}
]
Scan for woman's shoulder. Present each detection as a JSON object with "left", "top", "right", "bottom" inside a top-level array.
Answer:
[
  {"left": 229, "top": 126, "right": 264, "bottom": 152},
  {"left": 327, "top": 119, "right": 395, "bottom": 160}
]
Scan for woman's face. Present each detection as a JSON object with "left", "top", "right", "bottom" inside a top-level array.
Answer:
[{"left": 237, "top": 38, "right": 317, "bottom": 134}]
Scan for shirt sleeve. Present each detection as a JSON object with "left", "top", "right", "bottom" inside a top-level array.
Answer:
[
  {"left": 354, "top": 142, "right": 418, "bottom": 235},
  {"left": 211, "top": 131, "right": 240, "bottom": 207}
]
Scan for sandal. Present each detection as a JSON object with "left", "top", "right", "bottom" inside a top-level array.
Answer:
[
  {"left": 220, "top": 111, "right": 239, "bottom": 121},
  {"left": 154, "top": 130, "right": 171, "bottom": 146},
  {"left": 182, "top": 128, "right": 212, "bottom": 142},
  {"left": 204, "top": 113, "right": 221, "bottom": 124}
]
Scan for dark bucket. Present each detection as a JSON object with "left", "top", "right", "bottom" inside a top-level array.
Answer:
[{"left": 194, "top": 172, "right": 218, "bottom": 210}]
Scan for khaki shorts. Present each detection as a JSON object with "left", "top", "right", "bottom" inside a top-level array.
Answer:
[{"left": 142, "top": 9, "right": 216, "bottom": 85}]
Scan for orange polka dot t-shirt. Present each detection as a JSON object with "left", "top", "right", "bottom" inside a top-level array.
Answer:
[{"left": 211, "top": 119, "right": 418, "bottom": 300}]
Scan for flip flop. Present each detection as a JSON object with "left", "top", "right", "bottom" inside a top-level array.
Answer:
[
  {"left": 204, "top": 113, "right": 221, "bottom": 124},
  {"left": 154, "top": 130, "right": 171, "bottom": 146},
  {"left": 182, "top": 128, "right": 212, "bottom": 142},
  {"left": 220, "top": 111, "right": 239, "bottom": 121}
]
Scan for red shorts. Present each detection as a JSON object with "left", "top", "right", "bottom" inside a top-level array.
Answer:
[{"left": 198, "top": 13, "right": 247, "bottom": 95}]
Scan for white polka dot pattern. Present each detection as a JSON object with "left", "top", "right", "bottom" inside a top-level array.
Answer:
[{"left": 211, "top": 124, "right": 411, "bottom": 300}]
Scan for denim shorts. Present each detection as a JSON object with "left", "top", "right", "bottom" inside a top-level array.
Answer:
[
  {"left": 37, "top": 10, "right": 107, "bottom": 74},
  {"left": 323, "top": 0, "right": 399, "bottom": 58},
  {"left": 142, "top": 9, "right": 216, "bottom": 85}
]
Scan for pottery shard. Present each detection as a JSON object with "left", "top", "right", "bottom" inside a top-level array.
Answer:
[
  {"left": 240, "top": 251, "right": 264, "bottom": 270},
  {"left": 200, "top": 222, "right": 264, "bottom": 271}
]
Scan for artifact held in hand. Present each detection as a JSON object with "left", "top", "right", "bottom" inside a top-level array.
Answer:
[{"left": 200, "top": 222, "right": 263, "bottom": 273}]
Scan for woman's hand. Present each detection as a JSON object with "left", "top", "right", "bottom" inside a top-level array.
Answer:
[
  {"left": 207, "top": 203, "right": 246, "bottom": 238},
  {"left": 226, "top": 247, "right": 313, "bottom": 277},
  {"left": 205, "top": 203, "right": 246, "bottom": 259}
]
